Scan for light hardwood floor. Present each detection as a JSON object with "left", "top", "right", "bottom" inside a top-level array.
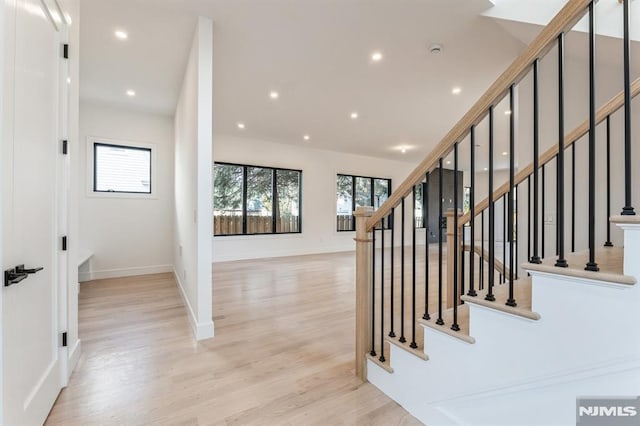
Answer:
[{"left": 46, "top": 253, "right": 422, "bottom": 425}]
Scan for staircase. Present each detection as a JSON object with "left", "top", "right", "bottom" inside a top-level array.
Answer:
[{"left": 353, "top": 1, "right": 640, "bottom": 424}]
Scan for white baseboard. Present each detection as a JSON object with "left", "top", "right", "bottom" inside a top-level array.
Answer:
[
  {"left": 173, "top": 268, "right": 214, "bottom": 341},
  {"left": 67, "top": 339, "right": 81, "bottom": 380},
  {"left": 79, "top": 264, "right": 173, "bottom": 282}
]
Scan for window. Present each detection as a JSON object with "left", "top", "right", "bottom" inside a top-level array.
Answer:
[
  {"left": 93, "top": 142, "right": 152, "bottom": 194},
  {"left": 336, "top": 174, "right": 391, "bottom": 231},
  {"left": 213, "top": 162, "right": 301, "bottom": 236}
]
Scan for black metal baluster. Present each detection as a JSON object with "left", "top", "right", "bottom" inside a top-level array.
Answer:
[
  {"left": 400, "top": 199, "right": 407, "bottom": 342},
  {"left": 389, "top": 208, "right": 396, "bottom": 338},
  {"left": 410, "top": 187, "right": 418, "bottom": 348},
  {"left": 556, "top": 33, "right": 568, "bottom": 268},
  {"left": 572, "top": 143, "right": 576, "bottom": 253},
  {"left": 515, "top": 185, "right": 519, "bottom": 280},
  {"left": 424, "top": 173, "right": 431, "bottom": 320},
  {"left": 379, "top": 222, "right": 386, "bottom": 362},
  {"left": 586, "top": 1, "right": 600, "bottom": 271},
  {"left": 542, "top": 164, "right": 546, "bottom": 259},
  {"left": 481, "top": 209, "right": 485, "bottom": 290},
  {"left": 468, "top": 126, "right": 478, "bottom": 297},
  {"left": 507, "top": 84, "right": 516, "bottom": 306},
  {"left": 531, "top": 59, "right": 542, "bottom": 264},
  {"left": 502, "top": 194, "right": 506, "bottom": 284},
  {"left": 528, "top": 176, "right": 532, "bottom": 262},
  {"left": 605, "top": 116, "right": 613, "bottom": 247},
  {"left": 452, "top": 143, "right": 460, "bottom": 331},
  {"left": 621, "top": 0, "right": 635, "bottom": 216},
  {"left": 371, "top": 226, "right": 376, "bottom": 357},
  {"left": 437, "top": 160, "right": 445, "bottom": 325},
  {"left": 486, "top": 107, "right": 496, "bottom": 302}
]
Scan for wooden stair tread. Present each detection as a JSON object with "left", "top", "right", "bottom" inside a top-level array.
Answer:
[
  {"left": 386, "top": 336, "right": 429, "bottom": 360},
  {"left": 610, "top": 215, "right": 640, "bottom": 225},
  {"left": 366, "top": 353, "right": 393, "bottom": 373},
  {"left": 523, "top": 247, "right": 635, "bottom": 286},
  {"left": 419, "top": 304, "right": 475, "bottom": 344},
  {"left": 461, "top": 276, "right": 541, "bottom": 320}
]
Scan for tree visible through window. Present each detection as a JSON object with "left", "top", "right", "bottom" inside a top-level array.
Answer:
[
  {"left": 213, "top": 163, "right": 301, "bottom": 235},
  {"left": 336, "top": 174, "right": 391, "bottom": 231}
]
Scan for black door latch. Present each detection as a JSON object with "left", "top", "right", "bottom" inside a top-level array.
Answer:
[{"left": 4, "top": 265, "right": 43, "bottom": 287}]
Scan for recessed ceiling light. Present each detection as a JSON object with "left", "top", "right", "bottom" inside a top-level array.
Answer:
[
  {"left": 237, "top": 123, "right": 246, "bottom": 130},
  {"left": 126, "top": 90, "right": 136, "bottom": 97},
  {"left": 67, "top": 77, "right": 71, "bottom": 84},
  {"left": 429, "top": 43, "right": 443, "bottom": 54},
  {"left": 401, "top": 147, "right": 407, "bottom": 154},
  {"left": 303, "top": 135, "right": 310, "bottom": 141},
  {"left": 269, "top": 91, "right": 279, "bottom": 99},
  {"left": 446, "top": 160, "right": 452, "bottom": 165},
  {"left": 502, "top": 151, "right": 508, "bottom": 156},
  {"left": 505, "top": 110, "right": 512, "bottom": 115},
  {"left": 115, "top": 30, "right": 128, "bottom": 40},
  {"left": 350, "top": 112, "right": 359, "bottom": 119},
  {"left": 452, "top": 87, "right": 462, "bottom": 95},
  {"left": 484, "top": 167, "right": 489, "bottom": 171},
  {"left": 371, "top": 51, "right": 383, "bottom": 62}
]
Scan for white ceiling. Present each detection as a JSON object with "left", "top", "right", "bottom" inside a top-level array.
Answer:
[{"left": 79, "top": 0, "right": 529, "bottom": 162}]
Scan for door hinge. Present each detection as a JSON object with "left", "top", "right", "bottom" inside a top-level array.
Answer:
[
  {"left": 62, "top": 140, "right": 68, "bottom": 155},
  {"left": 62, "top": 332, "right": 68, "bottom": 347},
  {"left": 62, "top": 236, "right": 68, "bottom": 251},
  {"left": 63, "top": 44, "right": 69, "bottom": 59}
]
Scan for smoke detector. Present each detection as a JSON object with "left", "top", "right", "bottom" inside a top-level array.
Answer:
[{"left": 429, "top": 43, "right": 443, "bottom": 54}]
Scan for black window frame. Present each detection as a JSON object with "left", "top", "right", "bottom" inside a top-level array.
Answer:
[
  {"left": 213, "top": 161, "right": 303, "bottom": 236},
  {"left": 93, "top": 142, "right": 152, "bottom": 194},
  {"left": 336, "top": 173, "right": 392, "bottom": 232}
]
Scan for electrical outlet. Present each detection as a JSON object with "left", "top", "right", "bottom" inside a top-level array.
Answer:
[
  {"left": 179, "top": 245, "right": 183, "bottom": 257},
  {"left": 183, "top": 269, "right": 187, "bottom": 280}
]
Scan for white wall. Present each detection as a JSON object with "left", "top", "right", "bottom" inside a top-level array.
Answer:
[
  {"left": 78, "top": 101, "right": 175, "bottom": 280},
  {"left": 212, "top": 135, "right": 416, "bottom": 262},
  {"left": 173, "top": 17, "right": 213, "bottom": 341}
]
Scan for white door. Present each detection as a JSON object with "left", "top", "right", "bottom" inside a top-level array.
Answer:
[{"left": 2, "top": 0, "right": 67, "bottom": 424}]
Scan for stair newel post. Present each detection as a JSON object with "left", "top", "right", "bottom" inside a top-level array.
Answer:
[
  {"left": 354, "top": 206, "right": 374, "bottom": 380},
  {"left": 585, "top": 0, "right": 600, "bottom": 271}
]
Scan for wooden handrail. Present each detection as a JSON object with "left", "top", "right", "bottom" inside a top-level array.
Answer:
[
  {"left": 460, "top": 76, "right": 640, "bottom": 226},
  {"left": 367, "top": 0, "right": 591, "bottom": 231}
]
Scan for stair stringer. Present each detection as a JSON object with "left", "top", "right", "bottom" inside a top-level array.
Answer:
[{"left": 367, "top": 272, "right": 640, "bottom": 425}]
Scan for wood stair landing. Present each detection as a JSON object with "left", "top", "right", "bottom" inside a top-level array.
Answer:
[
  {"left": 461, "top": 276, "right": 541, "bottom": 321},
  {"left": 522, "top": 246, "right": 635, "bottom": 286}
]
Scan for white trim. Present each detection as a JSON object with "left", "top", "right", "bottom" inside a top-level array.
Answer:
[
  {"left": 85, "top": 136, "right": 158, "bottom": 200},
  {"left": 79, "top": 264, "right": 172, "bottom": 282},
  {"left": 67, "top": 339, "right": 81, "bottom": 379},
  {"left": 22, "top": 358, "right": 60, "bottom": 424},
  {"left": 173, "top": 268, "right": 214, "bottom": 341}
]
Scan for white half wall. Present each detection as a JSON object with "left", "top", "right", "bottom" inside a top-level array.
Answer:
[
  {"left": 212, "top": 135, "right": 416, "bottom": 262},
  {"left": 174, "top": 16, "right": 214, "bottom": 341},
  {"left": 78, "top": 101, "right": 175, "bottom": 281}
]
